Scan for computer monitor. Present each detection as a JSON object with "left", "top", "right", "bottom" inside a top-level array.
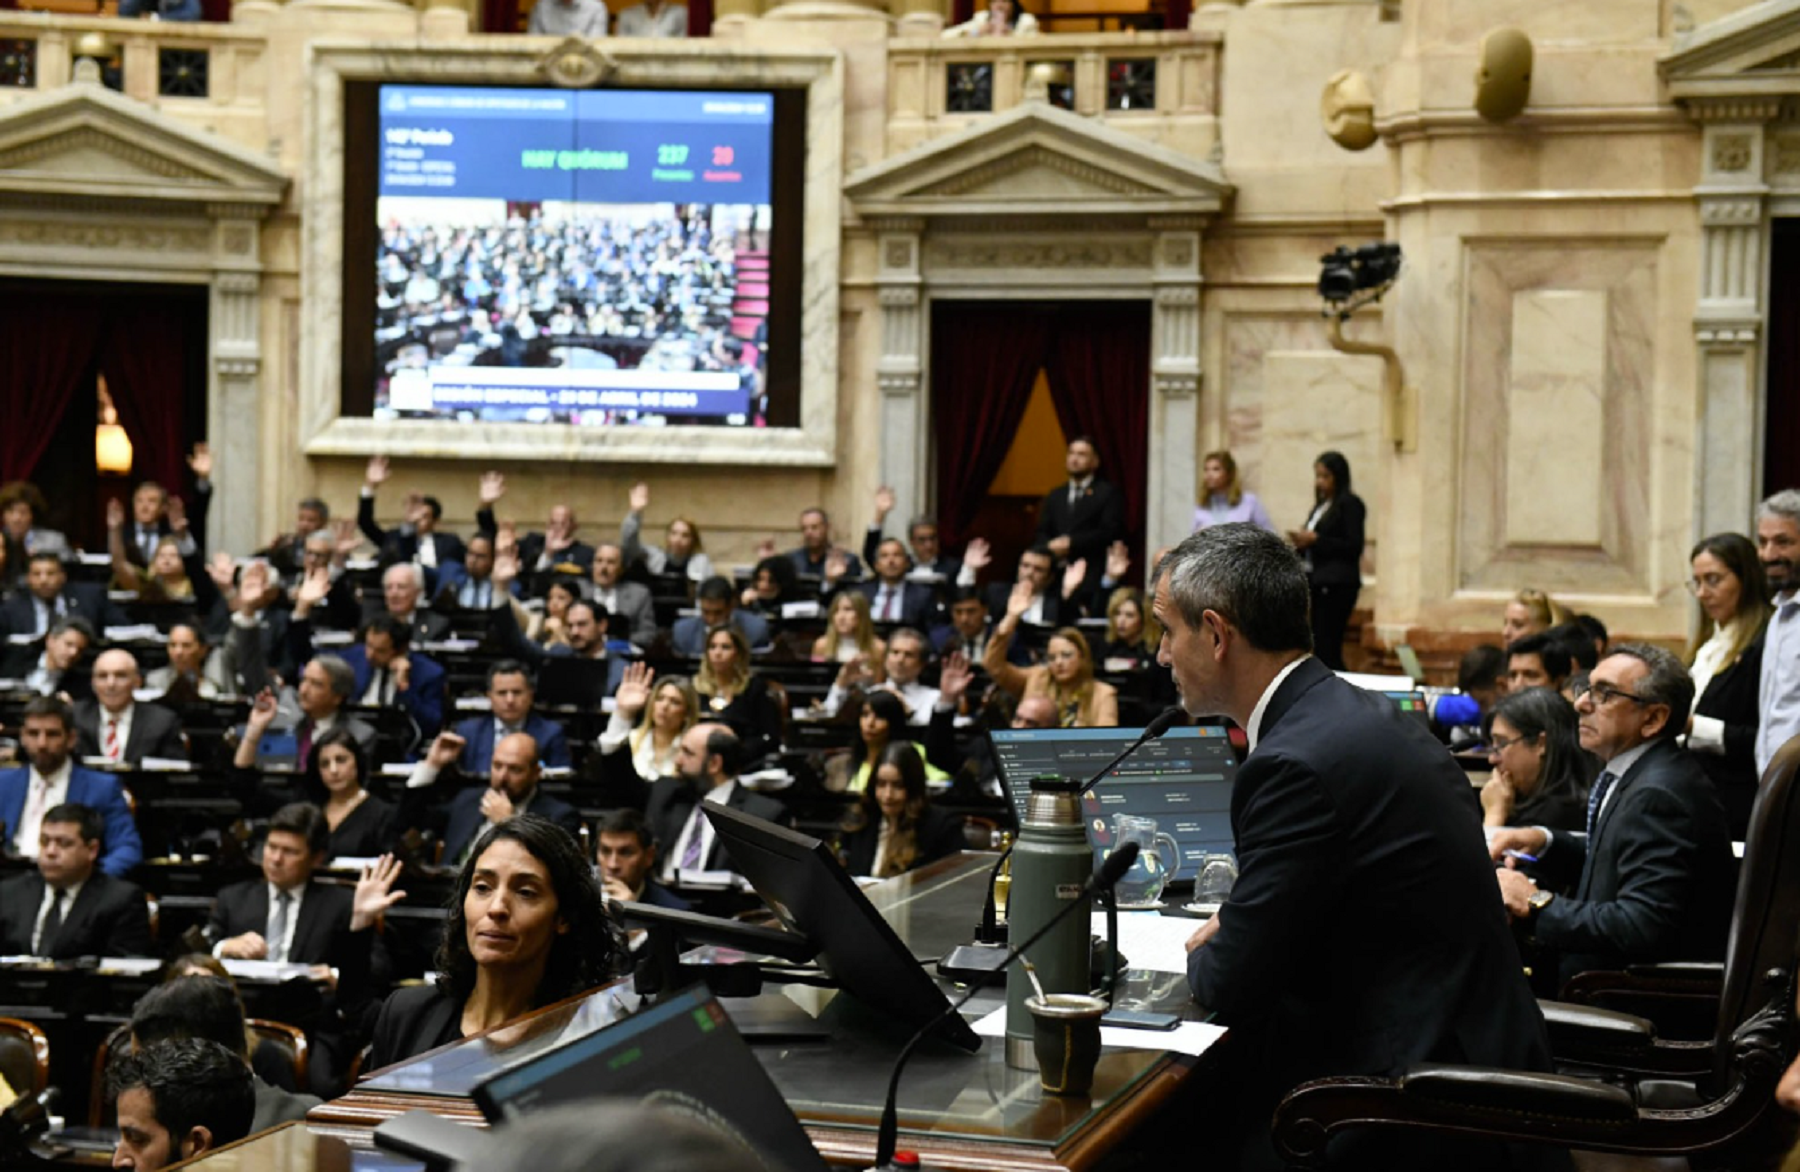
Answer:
[
  {"left": 473, "top": 984, "right": 828, "bottom": 1172},
  {"left": 702, "top": 804, "right": 982, "bottom": 1052},
  {"left": 536, "top": 656, "right": 616, "bottom": 709},
  {"left": 991, "top": 725, "right": 1239, "bottom": 883}
]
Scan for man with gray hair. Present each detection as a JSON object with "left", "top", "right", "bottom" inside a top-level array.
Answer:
[
  {"left": 379, "top": 562, "right": 450, "bottom": 643},
  {"left": 1154, "top": 524, "right": 1555, "bottom": 1170},
  {"left": 1756, "top": 489, "right": 1800, "bottom": 775},
  {"left": 1491, "top": 643, "right": 1733, "bottom": 985}
]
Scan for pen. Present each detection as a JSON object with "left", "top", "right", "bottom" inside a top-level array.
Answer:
[{"left": 1503, "top": 849, "right": 1538, "bottom": 864}]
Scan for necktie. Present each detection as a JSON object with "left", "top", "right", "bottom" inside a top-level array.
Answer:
[
  {"left": 296, "top": 720, "right": 314, "bottom": 770},
  {"left": 140, "top": 530, "right": 155, "bottom": 562},
  {"left": 1586, "top": 770, "right": 1618, "bottom": 840},
  {"left": 268, "top": 891, "right": 293, "bottom": 963},
  {"left": 37, "top": 887, "right": 64, "bottom": 956},
  {"left": 679, "top": 807, "right": 706, "bottom": 870},
  {"left": 881, "top": 589, "right": 897, "bottom": 622},
  {"left": 376, "top": 669, "right": 390, "bottom": 706},
  {"left": 105, "top": 718, "right": 120, "bottom": 762}
]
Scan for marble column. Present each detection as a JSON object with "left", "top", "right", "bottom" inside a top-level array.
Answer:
[
  {"left": 208, "top": 207, "right": 267, "bottom": 559},
  {"left": 1688, "top": 101, "right": 1777, "bottom": 537},
  {"left": 1148, "top": 218, "right": 1205, "bottom": 552},
  {"left": 872, "top": 219, "right": 929, "bottom": 530}
]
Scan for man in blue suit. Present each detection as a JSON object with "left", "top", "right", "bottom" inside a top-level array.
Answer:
[
  {"left": 670, "top": 576, "right": 771, "bottom": 657},
  {"left": 402, "top": 729, "right": 582, "bottom": 868},
  {"left": 337, "top": 615, "right": 446, "bottom": 737},
  {"left": 445, "top": 659, "right": 570, "bottom": 773},
  {"left": 595, "top": 808, "right": 689, "bottom": 911},
  {"left": 0, "top": 696, "right": 142, "bottom": 877}
]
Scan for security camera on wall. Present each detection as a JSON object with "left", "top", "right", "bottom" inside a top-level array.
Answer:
[{"left": 1474, "top": 27, "right": 1533, "bottom": 122}]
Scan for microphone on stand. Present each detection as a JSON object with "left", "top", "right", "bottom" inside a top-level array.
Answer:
[
  {"left": 963, "top": 706, "right": 1187, "bottom": 955},
  {"left": 872, "top": 843, "right": 1141, "bottom": 1171}
]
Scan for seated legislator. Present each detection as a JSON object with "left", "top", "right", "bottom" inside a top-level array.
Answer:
[
  {"left": 358, "top": 455, "right": 467, "bottom": 577},
  {"left": 2, "top": 615, "right": 94, "bottom": 699},
  {"left": 595, "top": 809, "right": 689, "bottom": 911},
  {"left": 671, "top": 576, "right": 771, "bottom": 656},
  {"left": 594, "top": 663, "right": 698, "bottom": 785},
  {"left": 107, "top": 1039, "right": 256, "bottom": 1172},
  {"left": 368, "top": 815, "right": 626, "bottom": 1069},
  {"left": 375, "top": 563, "right": 453, "bottom": 644},
  {"left": 1681, "top": 531, "right": 1771, "bottom": 841},
  {"left": 622, "top": 482, "right": 714, "bottom": 583},
  {"left": 1505, "top": 630, "right": 1574, "bottom": 695},
  {"left": 477, "top": 472, "right": 597, "bottom": 579},
  {"left": 522, "top": 576, "right": 584, "bottom": 650},
  {"left": 128, "top": 975, "right": 322, "bottom": 1133},
  {"left": 824, "top": 690, "right": 949, "bottom": 796},
  {"left": 1158, "top": 525, "right": 1556, "bottom": 1171},
  {"left": 105, "top": 494, "right": 215, "bottom": 607},
  {"left": 1, "top": 550, "right": 120, "bottom": 639},
  {"left": 434, "top": 535, "right": 515, "bottom": 613},
  {"left": 75, "top": 649, "right": 188, "bottom": 764},
  {"left": 926, "top": 653, "right": 1058, "bottom": 800},
  {"left": 487, "top": 571, "right": 627, "bottom": 698},
  {"left": 812, "top": 590, "right": 886, "bottom": 667},
  {"left": 300, "top": 595, "right": 447, "bottom": 738},
  {"left": 1491, "top": 645, "right": 1737, "bottom": 986},
  {"left": 739, "top": 555, "right": 799, "bottom": 619},
  {"left": 587, "top": 542, "right": 658, "bottom": 648},
  {"left": 646, "top": 724, "right": 789, "bottom": 882},
  {"left": 863, "top": 486, "right": 966, "bottom": 585},
  {"left": 257, "top": 494, "right": 331, "bottom": 584},
  {"left": 931, "top": 587, "right": 992, "bottom": 664},
  {"left": 817, "top": 626, "right": 938, "bottom": 725},
  {"left": 210, "top": 559, "right": 296, "bottom": 688},
  {"left": 691, "top": 626, "right": 783, "bottom": 762},
  {"left": 0, "top": 697, "right": 142, "bottom": 877},
  {"left": 446, "top": 659, "right": 572, "bottom": 773},
  {"left": 1479, "top": 687, "right": 1593, "bottom": 837},
  {"left": 1096, "top": 586, "right": 1161, "bottom": 672},
  {"left": 240, "top": 654, "right": 377, "bottom": 771},
  {"left": 0, "top": 802, "right": 152, "bottom": 958},
  {"left": 143, "top": 622, "right": 230, "bottom": 702},
  {"left": 836, "top": 743, "right": 964, "bottom": 878},
  {"left": 857, "top": 538, "right": 938, "bottom": 629},
  {"left": 779, "top": 506, "right": 863, "bottom": 582},
  {"left": 985, "top": 585, "right": 1119, "bottom": 727},
  {"left": 404, "top": 730, "right": 583, "bottom": 869},
  {"left": 982, "top": 545, "right": 1068, "bottom": 632},
  {"left": 0, "top": 480, "right": 71, "bottom": 589},
  {"left": 236, "top": 694, "right": 396, "bottom": 859}
]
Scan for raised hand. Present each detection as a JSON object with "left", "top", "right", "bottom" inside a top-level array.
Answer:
[
  {"left": 492, "top": 546, "right": 520, "bottom": 586},
  {"left": 628, "top": 481, "right": 650, "bottom": 514},
  {"left": 938, "top": 650, "right": 973, "bottom": 706},
  {"left": 1061, "top": 558, "right": 1088, "bottom": 600},
  {"left": 1105, "top": 540, "right": 1130, "bottom": 582},
  {"left": 364, "top": 455, "right": 390, "bottom": 487},
  {"left": 294, "top": 566, "right": 332, "bottom": 613},
  {"left": 425, "top": 730, "right": 466, "bottom": 770},
  {"left": 332, "top": 518, "right": 361, "bottom": 559},
  {"left": 823, "top": 550, "right": 849, "bottom": 584},
  {"left": 1006, "top": 580, "right": 1034, "bottom": 620},
  {"left": 391, "top": 656, "right": 412, "bottom": 692},
  {"left": 495, "top": 519, "right": 519, "bottom": 552},
  {"left": 478, "top": 471, "right": 506, "bottom": 506},
  {"left": 245, "top": 688, "right": 279, "bottom": 731},
  {"left": 962, "top": 537, "right": 992, "bottom": 573},
  {"left": 106, "top": 498, "right": 125, "bottom": 531},
  {"left": 349, "top": 854, "right": 408, "bottom": 932},
  {"left": 545, "top": 525, "right": 574, "bottom": 553},
  {"left": 186, "top": 442, "right": 213, "bottom": 480},
  {"left": 755, "top": 537, "right": 778, "bottom": 560},
  {"left": 165, "top": 495, "right": 188, "bottom": 534},
  {"left": 873, "top": 486, "right": 896, "bottom": 524},
  {"left": 614, "top": 661, "right": 655, "bottom": 718},
  {"left": 206, "top": 552, "right": 236, "bottom": 593}
]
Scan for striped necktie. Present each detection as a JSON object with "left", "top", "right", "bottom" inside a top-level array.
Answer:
[{"left": 1585, "top": 770, "right": 1618, "bottom": 840}]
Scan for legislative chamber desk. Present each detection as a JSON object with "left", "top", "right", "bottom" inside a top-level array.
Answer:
[{"left": 232, "top": 853, "right": 1215, "bottom": 1171}]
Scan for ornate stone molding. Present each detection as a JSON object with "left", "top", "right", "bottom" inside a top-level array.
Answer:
[
  {"left": 916, "top": 146, "right": 1158, "bottom": 198},
  {"left": 0, "top": 219, "right": 210, "bottom": 252},
  {"left": 923, "top": 238, "right": 1153, "bottom": 269},
  {"left": 1684, "top": 96, "right": 1785, "bottom": 123}
]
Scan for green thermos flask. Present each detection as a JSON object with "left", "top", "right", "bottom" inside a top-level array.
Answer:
[{"left": 1004, "top": 775, "right": 1093, "bottom": 1070}]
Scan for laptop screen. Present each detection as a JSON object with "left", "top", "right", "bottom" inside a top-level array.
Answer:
[
  {"left": 473, "top": 985, "right": 829, "bottom": 1172},
  {"left": 991, "top": 725, "right": 1240, "bottom": 882}
]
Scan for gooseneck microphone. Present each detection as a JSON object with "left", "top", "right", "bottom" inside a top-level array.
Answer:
[
  {"left": 871, "top": 843, "right": 1140, "bottom": 1171},
  {"left": 972, "top": 706, "right": 1187, "bottom": 946}
]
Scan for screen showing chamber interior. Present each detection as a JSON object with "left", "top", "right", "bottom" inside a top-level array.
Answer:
[{"left": 375, "top": 84, "right": 775, "bottom": 426}]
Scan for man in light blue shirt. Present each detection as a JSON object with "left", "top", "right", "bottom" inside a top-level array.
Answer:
[{"left": 1755, "top": 489, "right": 1800, "bottom": 777}]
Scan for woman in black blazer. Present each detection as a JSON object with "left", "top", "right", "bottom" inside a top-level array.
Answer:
[
  {"left": 1285, "top": 450, "right": 1365, "bottom": 671},
  {"left": 836, "top": 744, "right": 965, "bottom": 878},
  {"left": 367, "top": 816, "right": 626, "bottom": 1071},
  {"left": 1684, "top": 532, "right": 1773, "bottom": 840}
]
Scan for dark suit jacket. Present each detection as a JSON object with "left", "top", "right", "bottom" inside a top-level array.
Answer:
[
  {"left": 0, "top": 584, "right": 123, "bottom": 639},
  {"left": 1305, "top": 493, "right": 1366, "bottom": 587},
  {"left": 644, "top": 778, "right": 789, "bottom": 873},
  {"left": 631, "top": 879, "right": 691, "bottom": 911},
  {"left": 1532, "top": 738, "right": 1735, "bottom": 985},
  {"left": 669, "top": 610, "right": 771, "bottom": 656},
  {"left": 354, "top": 602, "right": 452, "bottom": 646},
  {"left": 860, "top": 529, "right": 962, "bottom": 586},
  {"left": 120, "top": 483, "right": 211, "bottom": 568},
  {"left": 73, "top": 700, "right": 187, "bottom": 764},
  {"left": 1693, "top": 630, "right": 1765, "bottom": 840},
  {"left": 1036, "top": 478, "right": 1125, "bottom": 574},
  {"left": 855, "top": 580, "right": 939, "bottom": 629},
  {"left": 437, "top": 782, "right": 583, "bottom": 867},
  {"left": 210, "top": 604, "right": 295, "bottom": 690},
  {"left": 0, "top": 767, "right": 142, "bottom": 877},
  {"left": 1188, "top": 658, "right": 1552, "bottom": 1138},
  {"left": 369, "top": 984, "right": 463, "bottom": 1072},
  {"left": 838, "top": 805, "right": 964, "bottom": 877},
  {"left": 0, "top": 870, "right": 152, "bottom": 958},
  {"left": 340, "top": 644, "right": 446, "bottom": 736},
  {"left": 357, "top": 495, "right": 467, "bottom": 571},
  {"left": 206, "top": 877, "right": 383, "bottom": 1001},
  {"left": 476, "top": 506, "right": 596, "bottom": 577},
  {"left": 451, "top": 713, "right": 571, "bottom": 773}
]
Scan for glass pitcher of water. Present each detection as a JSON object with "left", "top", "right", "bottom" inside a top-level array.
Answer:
[{"left": 1107, "top": 813, "right": 1181, "bottom": 906}]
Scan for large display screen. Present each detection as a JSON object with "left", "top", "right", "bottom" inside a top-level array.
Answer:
[{"left": 370, "top": 84, "right": 780, "bottom": 426}]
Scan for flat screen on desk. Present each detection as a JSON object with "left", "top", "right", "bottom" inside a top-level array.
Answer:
[
  {"left": 991, "top": 726, "right": 1239, "bottom": 882},
  {"left": 703, "top": 803, "right": 982, "bottom": 1052},
  {"left": 473, "top": 985, "right": 827, "bottom": 1172}
]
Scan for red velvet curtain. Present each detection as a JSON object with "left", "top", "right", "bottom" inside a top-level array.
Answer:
[
  {"left": 100, "top": 303, "right": 191, "bottom": 498},
  {"left": 930, "top": 304, "right": 1054, "bottom": 550},
  {"left": 0, "top": 293, "right": 106, "bottom": 483},
  {"left": 1042, "top": 301, "right": 1151, "bottom": 569}
]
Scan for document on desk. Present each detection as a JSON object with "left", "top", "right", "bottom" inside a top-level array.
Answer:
[
  {"left": 1094, "top": 910, "right": 1200, "bottom": 975},
  {"left": 970, "top": 1007, "right": 1226, "bottom": 1059}
]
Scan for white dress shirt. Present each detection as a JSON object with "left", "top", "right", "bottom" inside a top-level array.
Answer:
[
  {"left": 1244, "top": 656, "right": 1311, "bottom": 755},
  {"left": 12, "top": 759, "right": 72, "bottom": 860}
]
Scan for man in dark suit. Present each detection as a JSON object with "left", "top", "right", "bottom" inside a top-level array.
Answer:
[
  {"left": 1035, "top": 437, "right": 1124, "bottom": 594},
  {"left": 257, "top": 496, "right": 331, "bottom": 583},
  {"left": 371, "top": 564, "right": 452, "bottom": 644},
  {"left": 1, "top": 551, "right": 122, "bottom": 639},
  {"left": 403, "top": 730, "right": 583, "bottom": 867},
  {"left": 647, "top": 724, "right": 788, "bottom": 883},
  {"left": 335, "top": 615, "right": 446, "bottom": 737},
  {"left": 863, "top": 487, "right": 963, "bottom": 584},
  {"left": 670, "top": 576, "right": 772, "bottom": 656},
  {"left": 588, "top": 543, "right": 658, "bottom": 647},
  {"left": 358, "top": 456, "right": 466, "bottom": 574},
  {"left": 443, "top": 659, "right": 571, "bottom": 772},
  {"left": 1, "top": 615, "right": 94, "bottom": 700},
  {"left": 1492, "top": 645, "right": 1735, "bottom": 986},
  {"left": 475, "top": 471, "right": 596, "bottom": 579},
  {"left": 0, "top": 802, "right": 152, "bottom": 957},
  {"left": 595, "top": 809, "right": 688, "bottom": 910},
  {"left": 1156, "top": 524, "right": 1556, "bottom": 1171},
  {"left": 74, "top": 649, "right": 188, "bottom": 764},
  {"left": 856, "top": 538, "right": 939, "bottom": 628},
  {"left": 782, "top": 507, "right": 862, "bottom": 581},
  {"left": 211, "top": 560, "right": 297, "bottom": 690},
  {"left": 0, "top": 696, "right": 142, "bottom": 877},
  {"left": 487, "top": 594, "right": 627, "bottom": 699}
]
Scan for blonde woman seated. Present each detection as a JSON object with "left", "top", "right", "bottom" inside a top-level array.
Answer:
[
  {"left": 985, "top": 581, "right": 1119, "bottom": 727},
  {"left": 825, "top": 690, "right": 949, "bottom": 794},
  {"left": 597, "top": 662, "right": 699, "bottom": 782},
  {"left": 1097, "top": 586, "right": 1161, "bottom": 672},
  {"left": 812, "top": 591, "right": 887, "bottom": 668},
  {"left": 694, "top": 624, "right": 783, "bottom": 762},
  {"left": 836, "top": 743, "right": 965, "bottom": 879},
  {"left": 106, "top": 497, "right": 206, "bottom": 604},
  {"left": 1500, "top": 588, "right": 1568, "bottom": 648}
]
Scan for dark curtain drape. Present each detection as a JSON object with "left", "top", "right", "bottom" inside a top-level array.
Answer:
[
  {"left": 930, "top": 304, "right": 1054, "bottom": 550},
  {"left": 688, "top": 0, "right": 711, "bottom": 35},
  {"left": 0, "top": 294, "right": 106, "bottom": 483},
  {"left": 100, "top": 303, "right": 191, "bottom": 498},
  {"left": 1766, "top": 220, "right": 1800, "bottom": 498},
  {"left": 1042, "top": 301, "right": 1151, "bottom": 567}
]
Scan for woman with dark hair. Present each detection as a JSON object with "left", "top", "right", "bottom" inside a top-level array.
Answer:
[
  {"left": 1479, "top": 687, "right": 1593, "bottom": 835},
  {"left": 1286, "top": 450, "right": 1366, "bottom": 671},
  {"left": 526, "top": 575, "right": 585, "bottom": 649},
  {"left": 1683, "top": 531, "right": 1773, "bottom": 839},
  {"left": 739, "top": 555, "right": 798, "bottom": 617},
  {"left": 836, "top": 743, "right": 965, "bottom": 878},
  {"left": 0, "top": 481, "right": 69, "bottom": 589},
  {"left": 825, "top": 689, "right": 948, "bottom": 794},
  {"left": 367, "top": 816, "right": 625, "bottom": 1069},
  {"left": 234, "top": 693, "right": 395, "bottom": 858}
]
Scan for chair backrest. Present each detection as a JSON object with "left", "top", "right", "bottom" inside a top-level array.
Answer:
[
  {"left": 0, "top": 1018, "right": 49, "bottom": 1100},
  {"left": 1710, "top": 733, "right": 1800, "bottom": 1082},
  {"left": 247, "top": 1017, "right": 309, "bottom": 1089},
  {"left": 88, "top": 1023, "right": 131, "bottom": 1128}
]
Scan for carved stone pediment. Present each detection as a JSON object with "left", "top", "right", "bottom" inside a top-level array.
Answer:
[
  {"left": 845, "top": 102, "right": 1230, "bottom": 221},
  {"left": 1662, "top": 0, "right": 1800, "bottom": 97},
  {"left": 0, "top": 80, "right": 287, "bottom": 210}
]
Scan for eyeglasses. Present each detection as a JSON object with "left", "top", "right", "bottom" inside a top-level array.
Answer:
[
  {"left": 1573, "top": 681, "right": 1652, "bottom": 707},
  {"left": 1686, "top": 573, "right": 1732, "bottom": 594},
  {"left": 1485, "top": 732, "right": 1533, "bottom": 754}
]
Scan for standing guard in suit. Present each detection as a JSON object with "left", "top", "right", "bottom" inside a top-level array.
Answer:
[
  {"left": 1492, "top": 645, "right": 1736, "bottom": 987},
  {"left": 1155, "top": 524, "right": 1559, "bottom": 1171},
  {"left": 646, "top": 724, "right": 788, "bottom": 884},
  {"left": 74, "top": 649, "right": 188, "bottom": 764},
  {"left": 402, "top": 730, "right": 583, "bottom": 868},
  {"left": 1036, "top": 437, "right": 1125, "bottom": 598},
  {"left": 0, "top": 802, "right": 152, "bottom": 957},
  {"left": 0, "top": 696, "right": 142, "bottom": 877}
]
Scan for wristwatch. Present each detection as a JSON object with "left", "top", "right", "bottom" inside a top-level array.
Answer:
[{"left": 1527, "top": 889, "right": 1555, "bottom": 915}]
